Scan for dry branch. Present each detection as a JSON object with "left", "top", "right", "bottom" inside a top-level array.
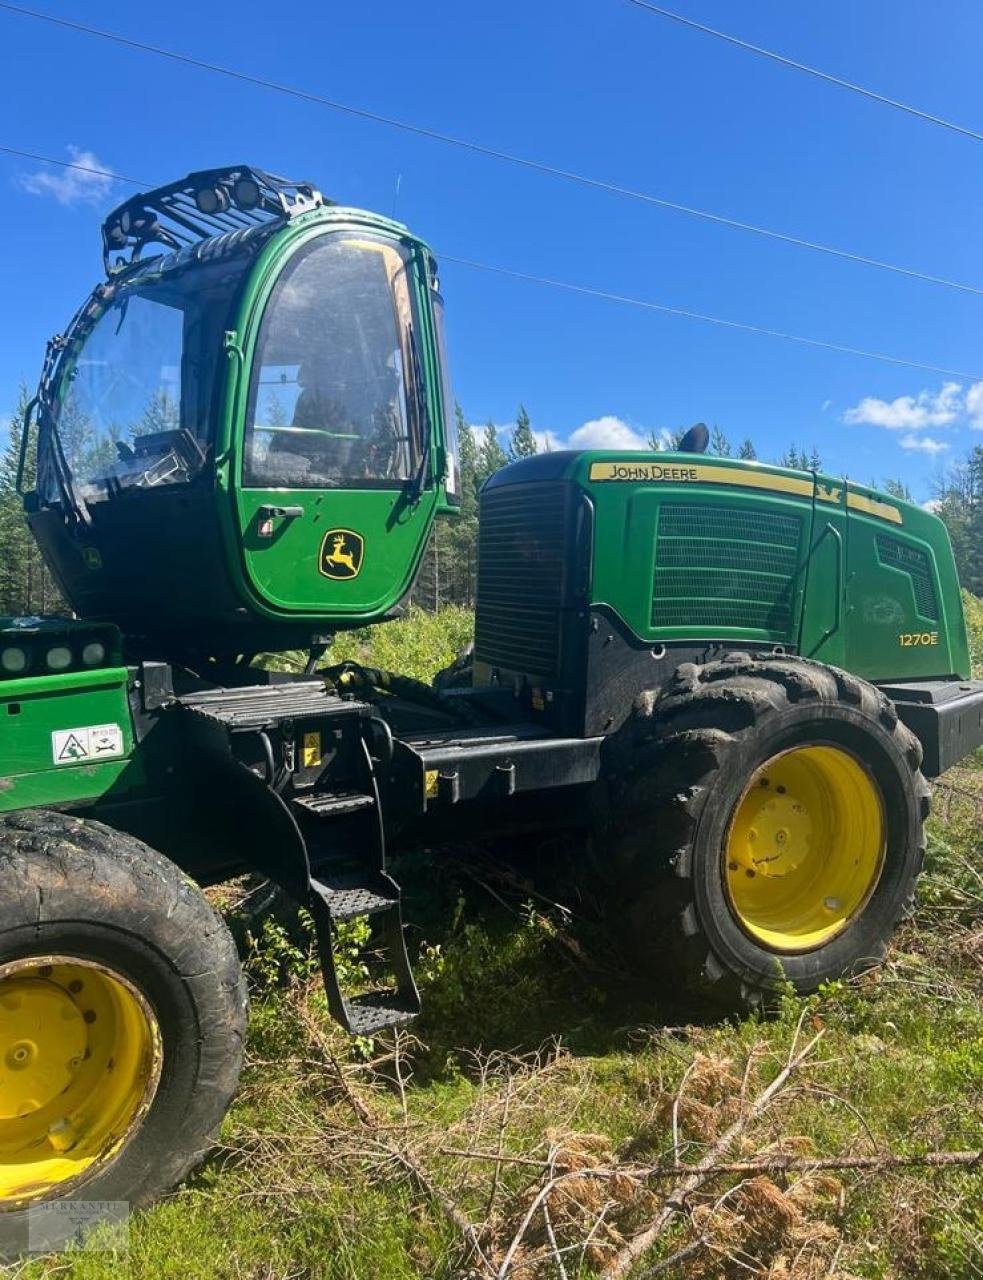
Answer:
[
  {"left": 440, "top": 1146, "right": 982, "bottom": 1179},
  {"left": 599, "top": 1029, "right": 826, "bottom": 1280},
  {"left": 296, "top": 1000, "right": 496, "bottom": 1277}
]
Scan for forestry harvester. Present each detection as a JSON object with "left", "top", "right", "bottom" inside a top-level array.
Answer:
[{"left": 1, "top": 165, "right": 981, "bottom": 1244}]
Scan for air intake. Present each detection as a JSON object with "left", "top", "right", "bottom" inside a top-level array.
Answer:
[
  {"left": 653, "top": 503, "right": 804, "bottom": 638},
  {"left": 876, "top": 535, "right": 939, "bottom": 621},
  {"left": 475, "top": 483, "right": 571, "bottom": 677}
]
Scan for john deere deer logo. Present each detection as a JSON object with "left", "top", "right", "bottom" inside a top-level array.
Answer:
[{"left": 319, "top": 529, "right": 364, "bottom": 580}]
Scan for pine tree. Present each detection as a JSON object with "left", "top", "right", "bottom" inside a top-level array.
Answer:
[
  {"left": 648, "top": 428, "right": 686, "bottom": 452},
  {"left": 477, "top": 421, "right": 508, "bottom": 487},
  {"left": 882, "top": 478, "right": 913, "bottom": 502},
  {"left": 508, "top": 405, "right": 537, "bottom": 462},
  {"left": 457, "top": 406, "right": 479, "bottom": 517},
  {"left": 738, "top": 437, "right": 757, "bottom": 460},
  {"left": 0, "top": 388, "right": 64, "bottom": 617},
  {"left": 778, "top": 445, "right": 815, "bottom": 471},
  {"left": 932, "top": 444, "right": 983, "bottom": 594},
  {"left": 710, "top": 425, "right": 732, "bottom": 457}
]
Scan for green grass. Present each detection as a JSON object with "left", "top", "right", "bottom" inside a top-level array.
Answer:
[{"left": 11, "top": 603, "right": 983, "bottom": 1279}]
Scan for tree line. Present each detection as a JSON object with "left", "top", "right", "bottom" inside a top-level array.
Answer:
[{"left": 1, "top": 389, "right": 980, "bottom": 620}]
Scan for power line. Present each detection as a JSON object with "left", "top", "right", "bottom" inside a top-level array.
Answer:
[
  {"left": 3, "top": 143, "right": 977, "bottom": 380},
  {"left": 626, "top": 0, "right": 983, "bottom": 145},
  {"left": 0, "top": 144, "right": 142, "bottom": 186},
  {"left": 442, "top": 256, "right": 983, "bottom": 380},
  {"left": 0, "top": 2, "right": 981, "bottom": 299}
]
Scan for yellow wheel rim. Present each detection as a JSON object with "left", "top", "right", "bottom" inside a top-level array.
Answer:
[
  {"left": 724, "top": 745, "right": 886, "bottom": 952},
  {"left": 0, "top": 956, "right": 162, "bottom": 1208}
]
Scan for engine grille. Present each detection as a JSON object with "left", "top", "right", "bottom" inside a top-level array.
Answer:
[
  {"left": 475, "top": 483, "right": 569, "bottom": 676},
  {"left": 653, "top": 503, "right": 804, "bottom": 637},
  {"left": 876, "top": 535, "right": 939, "bottom": 621}
]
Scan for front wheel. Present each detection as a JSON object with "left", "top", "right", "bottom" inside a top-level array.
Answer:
[
  {"left": 612, "top": 655, "right": 930, "bottom": 1010},
  {"left": 0, "top": 811, "right": 247, "bottom": 1254}
]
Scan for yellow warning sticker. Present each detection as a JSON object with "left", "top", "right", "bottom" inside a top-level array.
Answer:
[
  {"left": 425, "top": 770, "right": 440, "bottom": 799},
  {"left": 302, "top": 731, "right": 323, "bottom": 768}
]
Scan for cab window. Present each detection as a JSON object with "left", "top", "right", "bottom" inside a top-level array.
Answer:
[{"left": 244, "top": 235, "right": 421, "bottom": 488}]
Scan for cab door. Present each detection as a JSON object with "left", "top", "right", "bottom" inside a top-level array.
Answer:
[{"left": 233, "top": 230, "right": 437, "bottom": 621}]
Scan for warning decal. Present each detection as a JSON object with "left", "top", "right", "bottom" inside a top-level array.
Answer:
[{"left": 52, "top": 724, "right": 125, "bottom": 766}]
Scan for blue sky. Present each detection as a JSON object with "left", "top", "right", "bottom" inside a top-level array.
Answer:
[{"left": 2, "top": 0, "right": 983, "bottom": 499}]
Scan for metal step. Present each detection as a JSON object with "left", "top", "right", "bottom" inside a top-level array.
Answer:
[
  {"left": 345, "top": 991, "right": 420, "bottom": 1036},
  {"left": 308, "top": 869, "right": 421, "bottom": 1035},
  {"left": 293, "top": 790, "right": 375, "bottom": 818},
  {"left": 309, "top": 875, "right": 397, "bottom": 922},
  {"left": 177, "top": 682, "right": 367, "bottom": 731}
]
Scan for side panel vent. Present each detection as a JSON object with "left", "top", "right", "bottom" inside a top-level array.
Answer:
[
  {"left": 475, "top": 483, "right": 570, "bottom": 676},
  {"left": 653, "top": 503, "right": 804, "bottom": 637},
  {"left": 875, "top": 535, "right": 939, "bottom": 621}
]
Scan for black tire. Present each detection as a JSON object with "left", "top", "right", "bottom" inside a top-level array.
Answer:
[
  {"left": 0, "top": 810, "right": 247, "bottom": 1255},
  {"left": 610, "top": 654, "right": 930, "bottom": 1011}
]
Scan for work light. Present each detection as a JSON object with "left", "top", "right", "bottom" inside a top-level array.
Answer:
[
  {"left": 0, "top": 647, "right": 28, "bottom": 674},
  {"left": 82, "top": 641, "right": 107, "bottom": 667},
  {"left": 45, "top": 646, "right": 72, "bottom": 671},
  {"left": 232, "top": 177, "right": 260, "bottom": 210},
  {"left": 194, "top": 186, "right": 229, "bottom": 216}
]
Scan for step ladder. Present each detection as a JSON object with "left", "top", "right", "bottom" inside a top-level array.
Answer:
[{"left": 293, "top": 740, "right": 420, "bottom": 1035}]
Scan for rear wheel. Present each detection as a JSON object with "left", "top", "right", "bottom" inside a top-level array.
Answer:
[
  {"left": 611, "top": 655, "right": 929, "bottom": 1010},
  {"left": 0, "top": 811, "right": 246, "bottom": 1254}
]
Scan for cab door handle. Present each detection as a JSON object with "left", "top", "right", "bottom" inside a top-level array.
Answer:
[{"left": 258, "top": 504, "right": 305, "bottom": 520}]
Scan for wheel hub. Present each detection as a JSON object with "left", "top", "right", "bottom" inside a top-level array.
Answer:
[
  {"left": 0, "top": 979, "right": 87, "bottom": 1121},
  {"left": 724, "top": 745, "right": 886, "bottom": 952},
  {"left": 0, "top": 958, "right": 162, "bottom": 1207},
  {"left": 730, "top": 784, "right": 810, "bottom": 879}
]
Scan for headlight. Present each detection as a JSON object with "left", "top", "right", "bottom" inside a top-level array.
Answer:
[
  {"left": 81, "top": 641, "right": 107, "bottom": 667},
  {"left": 45, "top": 646, "right": 73, "bottom": 671},
  {"left": 0, "top": 647, "right": 28, "bottom": 674},
  {"left": 194, "top": 185, "right": 228, "bottom": 215},
  {"left": 232, "top": 177, "right": 260, "bottom": 210}
]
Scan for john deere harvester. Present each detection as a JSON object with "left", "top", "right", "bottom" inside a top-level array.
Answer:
[{"left": 1, "top": 164, "right": 981, "bottom": 1243}]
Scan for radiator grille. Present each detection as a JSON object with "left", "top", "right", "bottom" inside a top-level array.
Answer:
[
  {"left": 653, "top": 504, "right": 803, "bottom": 637},
  {"left": 475, "top": 484, "right": 569, "bottom": 676},
  {"left": 876, "top": 535, "right": 939, "bottom": 621}
]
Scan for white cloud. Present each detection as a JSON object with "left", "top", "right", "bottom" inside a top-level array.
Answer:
[
  {"left": 842, "top": 381, "right": 962, "bottom": 431},
  {"left": 566, "top": 415, "right": 648, "bottom": 450},
  {"left": 922, "top": 498, "right": 942, "bottom": 513},
  {"left": 899, "top": 433, "right": 948, "bottom": 454},
  {"left": 18, "top": 147, "right": 115, "bottom": 206},
  {"left": 821, "top": 399, "right": 832, "bottom": 412},
  {"left": 966, "top": 381, "right": 983, "bottom": 428}
]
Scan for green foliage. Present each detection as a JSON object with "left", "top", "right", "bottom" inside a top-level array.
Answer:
[
  {"left": 778, "top": 443, "right": 822, "bottom": 471},
  {"left": 316, "top": 604, "right": 474, "bottom": 682},
  {"left": 737, "top": 436, "right": 757, "bottom": 460},
  {"left": 0, "top": 388, "right": 64, "bottom": 616},
  {"left": 963, "top": 590, "right": 983, "bottom": 677},
  {"left": 709, "top": 424, "right": 731, "bottom": 457},
  {"left": 477, "top": 420, "right": 508, "bottom": 486},
  {"left": 507, "top": 404, "right": 538, "bottom": 461},
  {"left": 881, "top": 476, "right": 913, "bottom": 501},
  {"left": 647, "top": 427, "right": 684, "bottom": 451},
  {"left": 245, "top": 912, "right": 320, "bottom": 988},
  {"left": 934, "top": 445, "right": 983, "bottom": 594}
]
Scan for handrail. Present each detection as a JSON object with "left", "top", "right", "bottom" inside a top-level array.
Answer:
[
  {"left": 16, "top": 395, "right": 37, "bottom": 495},
  {"left": 805, "top": 520, "right": 844, "bottom": 657}
]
